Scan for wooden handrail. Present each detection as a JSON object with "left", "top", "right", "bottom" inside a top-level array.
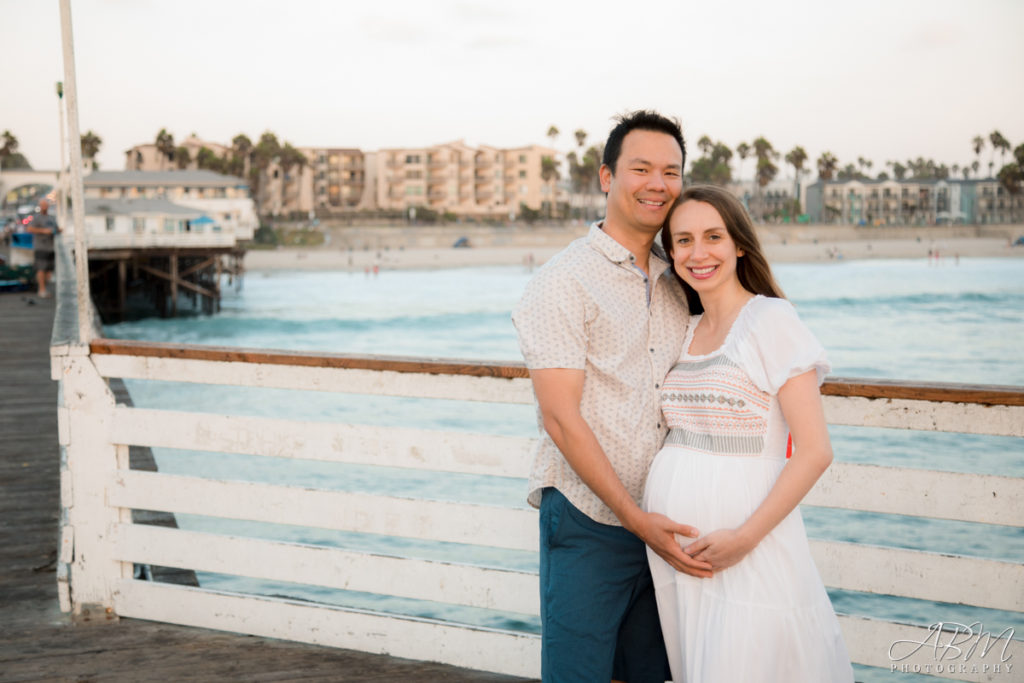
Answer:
[{"left": 89, "top": 338, "right": 1024, "bottom": 407}]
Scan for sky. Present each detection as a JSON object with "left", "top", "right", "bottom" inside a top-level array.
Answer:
[{"left": 3, "top": 0, "right": 1023, "bottom": 179}]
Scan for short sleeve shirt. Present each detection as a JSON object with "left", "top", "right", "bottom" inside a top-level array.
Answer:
[
  {"left": 511, "top": 223, "right": 690, "bottom": 525},
  {"left": 30, "top": 213, "right": 58, "bottom": 252}
]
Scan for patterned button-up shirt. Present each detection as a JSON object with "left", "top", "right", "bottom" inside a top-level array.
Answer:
[{"left": 512, "top": 223, "right": 690, "bottom": 525}]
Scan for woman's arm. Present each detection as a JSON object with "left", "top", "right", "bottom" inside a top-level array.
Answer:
[{"left": 682, "top": 368, "right": 833, "bottom": 570}]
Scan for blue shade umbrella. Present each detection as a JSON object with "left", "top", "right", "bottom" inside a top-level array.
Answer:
[{"left": 191, "top": 215, "right": 216, "bottom": 225}]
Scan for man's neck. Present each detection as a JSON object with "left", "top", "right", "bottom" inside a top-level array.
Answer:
[{"left": 601, "top": 218, "right": 657, "bottom": 275}]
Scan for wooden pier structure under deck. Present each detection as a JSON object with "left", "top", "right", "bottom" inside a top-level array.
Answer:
[
  {"left": 87, "top": 246, "right": 245, "bottom": 321},
  {"left": 0, "top": 291, "right": 530, "bottom": 682}
]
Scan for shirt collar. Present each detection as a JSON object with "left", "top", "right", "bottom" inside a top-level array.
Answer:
[{"left": 588, "top": 221, "right": 673, "bottom": 277}]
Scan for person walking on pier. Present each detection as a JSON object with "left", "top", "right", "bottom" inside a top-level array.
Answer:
[
  {"left": 26, "top": 200, "right": 59, "bottom": 298},
  {"left": 512, "top": 110, "right": 709, "bottom": 683}
]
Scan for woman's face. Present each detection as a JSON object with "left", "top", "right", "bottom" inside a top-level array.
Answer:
[{"left": 666, "top": 200, "right": 743, "bottom": 297}]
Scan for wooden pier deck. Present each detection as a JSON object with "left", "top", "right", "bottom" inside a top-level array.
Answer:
[{"left": 0, "top": 291, "right": 533, "bottom": 682}]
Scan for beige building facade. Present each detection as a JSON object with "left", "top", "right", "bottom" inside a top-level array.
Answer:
[{"left": 122, "top": 135, "right": 560, "bottom": 219}]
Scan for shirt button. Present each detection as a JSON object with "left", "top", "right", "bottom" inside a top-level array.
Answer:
[
  {"left": 657, "top": 422, "right": 662, "bottom": 428},
  {"left": 655, "top": 383, "right": 660, "bottom": 388},
  {"left": 649, "top": 348, "right": 654, "bottom": 353}
]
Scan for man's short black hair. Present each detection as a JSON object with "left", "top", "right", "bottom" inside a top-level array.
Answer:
[{"left": 602, "top": 110, "right": 686, "bottom": 174}]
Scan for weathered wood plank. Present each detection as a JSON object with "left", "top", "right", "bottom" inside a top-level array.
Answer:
[
  {"left": 92, "top": 353, "right": 536, "bottom": 404},
  {"left": 112, "top": 579, "right": 542, "bottom": 678},
  {"left": 110, "top": 406, "right": 534, "bottom": 477},
  {"left": 113, "top": 524, "right": 539, "bottom": 615},
  {"left": 110, "top": 469, "right": 539, "bottom": 551},
  {"left": 807, "top": 462, "right": 1024, "bottom": 526},
  {"left": 812, "top": 540, "right": 1023, "bottom": 611},
  {"left": 823, "top": 395, "right": 1024, "bottom": 437}
]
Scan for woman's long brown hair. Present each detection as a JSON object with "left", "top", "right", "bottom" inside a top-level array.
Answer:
[{"left": 660, "top": 184, "right": 785, "bottom": 314}]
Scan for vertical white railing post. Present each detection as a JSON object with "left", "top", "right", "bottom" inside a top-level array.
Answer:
[
  {"left": 58, "top": 348, "right": 123, "bottom": 614},
  {"left": 58, "top": 0, "right": 92, "bottom": 346}
]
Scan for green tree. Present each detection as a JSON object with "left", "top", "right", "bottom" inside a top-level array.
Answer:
[
  {"left": 540, "top": 155, "right": 560, "bottom": 218},
  {"left": 574, "top": 129, "right": 587, "bottom": 149},
  {"left": 80, "top": 130, "right": 102, "bottom": 169},
  {"left": 784, "top": 146, "right": 808, "bottom": 213},
  {"left": 1, "top": 130, "right": 31, "bottom": 169},
  {"left": 688, "top": 139, "right": 732, "bottom": 186},
  {"left": 155, "top": 128, "right": 175, "bottom": 169},
  {"left": 546, "top": 125, "right": 559, "bottom": 150},
  {"left": 735, "top": 142, "right": 750, "bottom": 180},
  {"left": 196, "top": 146, "right": 224, "bottom": 173},
  {"left": 817, "top": 152, "right": 838, "bottom": 181},
  {"left": 990, "top": 130, "right": 1011, "bottom": 171},
  {"left": 278, "top": 142, "right": 308, "bottom": 209},
  {"left": 174, "top": 145, "right": 191, "bottom": 170}
]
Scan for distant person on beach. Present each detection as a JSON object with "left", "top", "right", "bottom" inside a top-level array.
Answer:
[
  {"left": 513, "top": 110, "right": 708, "bottom": 682},
  {"left": 644, "top": 185, "right": 853, "bottom": 681},
  {"left": 26, "top": 200, "right": 59, "bottom": 298}
]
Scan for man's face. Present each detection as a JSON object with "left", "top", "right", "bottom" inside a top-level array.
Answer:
[{"left": 599, "top": 129, "right": 683, "bottom": 234}]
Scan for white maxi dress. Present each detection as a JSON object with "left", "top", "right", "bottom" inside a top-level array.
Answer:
[{"left": 643, "top": 295, "right": 854, "bottom": 683}]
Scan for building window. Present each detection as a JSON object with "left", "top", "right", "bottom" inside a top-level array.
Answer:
[
  {"left": 105, "top": 216, "right": 115, "bottom": 232},
  {"left": 164, "top": 219, "right": 176, "bottom": 233},
  {"left": 519, "top": 154, "right": 527, "bottom": 163},
  {"left": 133, "top": 217, "right": 145, "bottom": 234},
  {"left": 405, "top": 154, "right": 421, "bottom": 164},
  {"left": 519, "top": 170, "right": 527, "bottom": 178}
]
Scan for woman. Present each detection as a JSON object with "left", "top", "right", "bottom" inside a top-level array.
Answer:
[{"left": 643, "top": 185, "right": 853, "bottom": 682}]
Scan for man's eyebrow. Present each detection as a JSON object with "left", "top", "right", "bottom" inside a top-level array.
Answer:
[{"left": 627, "top": 157, "right": 682, "bottom": 170}]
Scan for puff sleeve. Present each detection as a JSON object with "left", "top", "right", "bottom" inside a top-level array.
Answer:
[{"left": 732, "top": 297, "right": 830, "bottom": 395}]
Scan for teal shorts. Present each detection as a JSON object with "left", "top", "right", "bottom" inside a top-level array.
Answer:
[{"left": 539, "top": 487, "right": 670, "bottom": 683}]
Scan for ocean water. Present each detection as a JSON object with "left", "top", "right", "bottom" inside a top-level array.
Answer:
[{"left": 105, "top": 256, "right": 1024, "bottom": 682}]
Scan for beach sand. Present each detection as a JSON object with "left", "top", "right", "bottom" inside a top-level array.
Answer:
[{"left": 244, "top": 234, "right": 1023, "bottom": 272}]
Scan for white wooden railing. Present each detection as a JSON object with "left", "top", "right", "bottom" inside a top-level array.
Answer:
[{"left": 47, "top": 336, "right": 1023, "bottom": 682}]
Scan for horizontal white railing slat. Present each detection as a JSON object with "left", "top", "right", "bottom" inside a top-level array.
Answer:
[
  {"left": 811, "top": 540, "right": 1023, "bottom": 612},
  {"left": 806, "top": 462, "right": 1023, "bottom": 527},
  {"left": 109, "top": 470, "right": 539, "bottom": 552},
  {"left": 113, "top": 524, "right": 539, "bottom": 615},
  {"left": 109, "top": 407, "right": 534, "bottom": 478},
  {"left": 838, "top": 614, "right": 1018, "bottom": 682},
  {"left": 92, "top": 354, "right": 536, "bottom": 404},
  {"left": 823, "top": 395, "right": 1024, "bottom": 438},
  {"left": 112, "top": 579, "right": 541, "bottom": 678}
]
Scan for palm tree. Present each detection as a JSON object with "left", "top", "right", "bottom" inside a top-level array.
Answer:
[
  {"left": 546, "top": 125, "right": 559, "bottom": 150},
  {"left": 229, "top": 133, "right": 253, "bottom": 179},
  {"left": 971, "top": 160, "right": 980, "bottom": 178},
  {"left": 174, "top": 145, "right": 191, "bottom": 170},
  {"left": 736, "top": 142, "right": 750, "bottom": 182},
  {"left": 784, "top": 146, "right": 808, "bottom": 215},
  {"left": 697, "top": 135, "right": 714, "bottom": 157},
  {"left": 278, "top": 142, "right": 308, "bottom": 213},
  {"left": 80, "top": 130, "right": 102, "bottom": 169},
  {"left": 1, "top": 130, "right": 30, "bottom": 169},
  {"left": 990, "top": 130, "right": 1011, "bottom": 171},
  {"left": 574, "top": 129, "right": 587, "bottom": 150},
  {"left": 750, "top": 137, "right": 778, "bottom": 221},
  {"left": 817, "top": 151, "right": 838, "bottom": 181},
  {"left": 155, "top": 128, "right": 175, "bottom": 170},
  {"left": 540, "top": 155, "right": 560, "bottom": 218}
]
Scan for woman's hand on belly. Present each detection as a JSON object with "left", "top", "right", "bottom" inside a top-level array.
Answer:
[{"left": 683, "top": 527, "right": 756, "bottom": 572}]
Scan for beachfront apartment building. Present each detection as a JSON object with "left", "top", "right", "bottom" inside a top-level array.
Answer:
[
  {"left": 302, "top": 147, "right": 376, "bottom": 212},
  {"left": 120, "top": 136, "right": 560, "bottom": 220},
  {"left": 374, "top": 141, "right": 559, "bottom": 219},
  {"left": 805, "top": 177, "right": 1023, "bottom": 225},
  {"left": 83, "top": 170, "right": 258, "bottom": 240}
]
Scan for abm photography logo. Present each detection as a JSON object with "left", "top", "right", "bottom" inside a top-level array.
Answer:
[{"left": 889, "top": 622, "right": 1015, "bottom": 676}]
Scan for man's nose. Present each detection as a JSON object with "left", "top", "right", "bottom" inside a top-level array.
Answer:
[{"left": 646, "top": 171, "right": 668, "bottom": 191}]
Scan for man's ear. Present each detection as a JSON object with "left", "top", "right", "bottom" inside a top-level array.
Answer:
[{"left": 599, "top": 164, "right": 613, "bottom": 193}]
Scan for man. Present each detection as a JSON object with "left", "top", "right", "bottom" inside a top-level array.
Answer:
[
  {"left": 26, "top": 199, "right": 59, "bottom": 298},
  {"left": 512, "top": 110, "right": 711, "bottom": 682}
]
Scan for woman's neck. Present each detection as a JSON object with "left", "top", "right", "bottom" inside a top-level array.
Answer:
[{"left": 698, "top": 281, "right": 754, "bottom": 331}]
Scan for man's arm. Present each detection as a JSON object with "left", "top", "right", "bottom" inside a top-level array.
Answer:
[{"left": 530, "top": 367, "right": 712, "bottom": 577}]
